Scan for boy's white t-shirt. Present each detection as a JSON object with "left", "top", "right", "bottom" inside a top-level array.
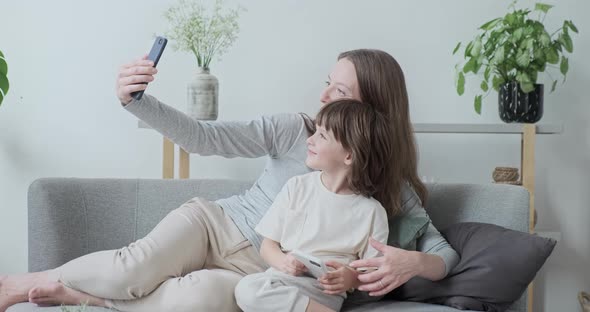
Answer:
[{"left": 255, "top": 171, "right": 389, "bottom": 264}]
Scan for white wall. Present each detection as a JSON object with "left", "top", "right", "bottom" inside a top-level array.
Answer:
[{"left": 0, "top": 0, "right": 588, "bottom": 310}]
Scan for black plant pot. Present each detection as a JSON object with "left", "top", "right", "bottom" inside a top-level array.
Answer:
[{"left": 498, "top": 82, "right": 544, "bottom": 123}]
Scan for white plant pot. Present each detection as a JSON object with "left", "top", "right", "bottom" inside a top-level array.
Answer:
[{"left": 187, "top": 67, "right": 218, "bottom": 120}]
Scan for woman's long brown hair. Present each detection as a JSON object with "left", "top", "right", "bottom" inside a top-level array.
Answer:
[{"left": 302, "top": 49, "right": 427, "bottom": 216}]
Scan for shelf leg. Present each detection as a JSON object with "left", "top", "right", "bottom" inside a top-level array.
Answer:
[
  {"left": 521, "top": 124, "right": 536, "bottom": 312},
  {"left": 163, "top": 137, "right": 174, "bottom": 179},
  {"left": 179, "top": 148, "right": 190, "bottom": 179}
]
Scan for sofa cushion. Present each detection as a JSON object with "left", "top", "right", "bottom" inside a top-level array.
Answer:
[
  {"left": 389, "top": 222, "right": 556, "bottom": 312},
  {"left": 9, "top": 300, "right": 477, "bottom": 312}
]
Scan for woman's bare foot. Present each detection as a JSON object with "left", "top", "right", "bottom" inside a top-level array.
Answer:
[
  {"left": 0, "top": 272, "right": 50, "bottom": 312},
  {"left": 28, "top": 282, "right": 106, "bottom": 308}
]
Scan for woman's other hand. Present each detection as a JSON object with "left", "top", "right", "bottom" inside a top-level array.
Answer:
[
  {"left": 116, "top": 54, "right": 157, "bottom": 105},
  {"left": 348, "top": 238, "right": 421, "bottom": 296}
]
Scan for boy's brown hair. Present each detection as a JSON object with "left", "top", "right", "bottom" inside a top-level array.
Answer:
[{"left": 315, "top": 99, "right": 396, "bottom": 217}]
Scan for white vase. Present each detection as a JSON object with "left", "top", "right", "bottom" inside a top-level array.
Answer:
[{"left": 187, "top": 67, "right": 218, "bottom": 120}]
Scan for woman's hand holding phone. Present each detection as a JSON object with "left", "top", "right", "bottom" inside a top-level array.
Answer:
[{"left": 116, "top": 55, "right": 157, "bottom": 105}]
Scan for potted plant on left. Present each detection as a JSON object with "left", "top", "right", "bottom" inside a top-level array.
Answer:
[
  {"left": 164, "top": 0, "right": 244, "bottom": 120},
  {"left": 454, "top": 1, "right": 578, "bottom": 123},
  {"left": 0, "top": 50, "right": 9, "bottom": 107}
]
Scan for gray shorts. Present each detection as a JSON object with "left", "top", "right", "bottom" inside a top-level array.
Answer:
[{"left": 235, "top": 267, "right": 346, "bottom": 311}]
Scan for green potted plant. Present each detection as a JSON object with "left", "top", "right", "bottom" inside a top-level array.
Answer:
[
  {"left": 453, "top": 1, "right": 578, "bottom": 123},
  {"left": 0, "top": 50, "right": 8, "bottom": 107},
  {"left": 164, "top": 0, "right": 243, "bottom": 120}
]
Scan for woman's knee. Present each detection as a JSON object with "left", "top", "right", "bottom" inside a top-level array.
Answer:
[{"left": 167, "top": 269, "right": 243, "bottom": 312}]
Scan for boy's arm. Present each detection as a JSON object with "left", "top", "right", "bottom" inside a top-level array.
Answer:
[
  {"left": 260, "top": 238, "right": 307, "bottom": 276},
  {"left": 260, "top": 238, "right": 287, "bottom": 269}
]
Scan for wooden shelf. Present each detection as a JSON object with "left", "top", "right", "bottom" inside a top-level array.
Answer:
[{"left": 413, "top": 123, "right": 563, "bottom": 134}]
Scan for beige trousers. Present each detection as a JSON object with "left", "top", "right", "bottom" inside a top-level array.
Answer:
[{"left": 49, "top": 197, "right": 266, "bottom": 312}]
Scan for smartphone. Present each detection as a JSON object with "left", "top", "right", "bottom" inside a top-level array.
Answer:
[
  {"left": 355, "top": 266, "right": 379, "bottom": 274},
  {"left": 290, "top": 250, "right": 330, "bottom": 279},
  {"left": 131, "top": 36, "right": 167, "bottom": 101}
]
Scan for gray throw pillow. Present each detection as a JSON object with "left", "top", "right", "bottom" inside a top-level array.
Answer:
[{"left": 388, "top": 222, "right": 556, "bottom": 312}]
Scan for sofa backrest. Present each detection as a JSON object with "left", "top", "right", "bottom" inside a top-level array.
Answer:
[
  {"left": 424, "top": 183, "right": 529, "bottom": 233},
  {"left": 28, "top": 178, "right": 529, "bottom": 270}
]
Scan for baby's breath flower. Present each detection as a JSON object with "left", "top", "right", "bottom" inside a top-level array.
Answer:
[{"left": 164, "top": 0, "right": 243, "bottom": 69}]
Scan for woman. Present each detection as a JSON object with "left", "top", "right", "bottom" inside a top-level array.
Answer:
[{"left": 0, "top": 49, "right": 458, "bottom": 312}]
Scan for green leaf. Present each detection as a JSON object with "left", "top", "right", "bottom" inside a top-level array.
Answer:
[
  {"left": 562, "top": 32, "right": 574, "bottom": 53},
  {"left": 492, "top": 75, "right": 505, "bottom": 91},
  {"left": 513, "top": 28, "right": 524, "bottom": 42},
  {"left": 535, "top": 3, "right": 553, "bottom": 13},
  {"left": 517, "top": 72, "right": 531, "bottom": 84},
  {"left": 526, "top": 38, "right": 535, "bottom": 50},
  {"left": 0, "top": 58, "right": 8, "bottom": 90},
  {"left": 463, "top": 57, "right": 476, "bottom": 74},
  {"left": 452, "top": 42, "right": 461, "bottom": 55},
  {"left": 566, "top": 20, "right": 579, "bottom": 33},
  {"left": 0, "top": 55, "right": 8, "bottom": 105},
  {"left": 484, "top": 66, "right": 491, "bottom": 81},
  {"left": 534, "top": 49, "right": 545, "bottom": 64},
  {"left": 551, "top": 80, "right": 558, "bottom": 92},
  {"left": 505, "top": 12, "right": 516, "bottom": 26},
  {"left": 553, "top": 40, "right": 563, "bottom": 52},
  {"left": 493, "top": 45, "right": 505, "bottom": 64},
  {"left": 516, "top": 50, "right": 531, "bottom": 67},
  {"left": 475, "top": 55, "right": 484, "bottom": 73},
  {"left": 0, "top": 74, "right": 8, "bottom": 100},
  {"left": 521, "top": 82, "right": 535, "bottom": 93},
  {"left": 481, "top": 80, "right": 489, "bottom": 92},
  {"left": 457, "top": 72, "right": 465, "bottom": 95},
  {"left": 560, "top": 56, "right": 569, "bottom": 76},
  {"left": 546, "top": 47, "right": 559, "bottom": 64},
  {"left": 480, "top": 18, "right": 501, "bottom": 30},
  {"left": 540, "top": 32, "right": 551, "bottom": 47},
  {"left": 0, "top": 57, "right": 7, "bottom": 76},
  {"left": 471, "top": 38, "right": 483, "bottom": 57},
  {"left": 474, "top": 95, "right": 483, "bottom": 115},
  {"left": 464, "top": 41, "right": 474, "bottom": 59},
  {"left": 528, "top": 70, "right": 538, "bottom": 83}
]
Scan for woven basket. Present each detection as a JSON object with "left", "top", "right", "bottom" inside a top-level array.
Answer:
[
  {"left": 492, "top": 167, "right": 520, "bottom": 183},
  {"left": 580, "top": 292, "right": 590, "bottom": 312}
]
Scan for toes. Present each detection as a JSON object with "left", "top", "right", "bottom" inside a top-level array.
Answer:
[
  {"left": 28, "top": 282, "right": 62, "bottom": 300},
  {"left": 28, "top": 285, "right": 52, "bottom": 300},
  {"left": 28, "top": 286, "right": 41, "bottom": 300},
  {"left": 29, "top": 296, "right": 59, "bottom": 306}
]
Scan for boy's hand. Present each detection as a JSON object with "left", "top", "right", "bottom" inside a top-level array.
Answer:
[
  {"left": 278, "top": 253, "right": 308, "bottom": 276},
  {"left": 319, "top": 261, "right": 360, "bottom": 295}
]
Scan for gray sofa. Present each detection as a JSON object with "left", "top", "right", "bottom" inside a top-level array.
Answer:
[{"left": 8, "top": 178, "right": 530, "bottom": 312}]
